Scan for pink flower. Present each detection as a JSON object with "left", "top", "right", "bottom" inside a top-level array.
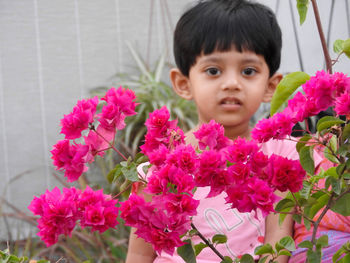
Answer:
[
  {"left": 226, "top": 162, "right": 251, "bottom": 185},
  {"left": 225, "top": 137, "right": 259, "bottom": 163},
  {"left": 28, "top": 187, "right": 80, "bottom": 247},
  {"left": 120, "top": 194, "right": 151, "bottom": 226},
  {"left": 225, "top": 184, "right": 255, "bottom": 213},
  {"left": 98, "top": 87, "right": 137, "bottom": 131},
  {"left": 303, "top": 71, "right": 335, "bottom": 112},
  {"left": 195, "top": 150, "right": 225, "bottom": 187},
  {"left": 251, "top": 118, "right": 277, "bottom": 143},
  {"left": 246, "top": 178, "right": 277, "bottom": 217},
  {"left": 140, "top": 107, "right": 185, "bottom": 157},
  {"left": 335, "top": 92, "right": 350, "bottom": 119},
  {"left": 153, "top": 193, "right": 199, "bottom": 217},
  {"left": 271, "top": 112, "right": 294, "bottom": 140},
  {"left": 51, "top": 140, "right": 90, "bottom": 182},
  {"left": 145, "top": 106, "right": 174, "bottom": 131},
  {"left": 102, "top": 86, "right": 137, "bottom": 116},
  {"left": 332, "top": 72, "right": 350, "bottom": 96},
  {"left": 138, "top": 226, "right": 186, "bottom": 255},
  {"left": 79, "top": 186, "right": 119, "bottom": 233},
  {"left": 99, "top": 103, "right": 126, "bottom": 130},
  {"left": 268, "top": 154, "right": 306, "bottom": 192},
  {"left": 166, "top": 144, "right": 199, "bottom": 174},
  {"left": 60, "top": 96, "right": 98, "bottom": 139},
  {"left": 193, "top": 120, "right": 232, "bottom": 150},
  {"left": 286, "top": 91, "right": 308, "bottom": 122}
]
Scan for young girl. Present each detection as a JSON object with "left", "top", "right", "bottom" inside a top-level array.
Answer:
[{"left": 126, "top": 0, "right": 296, "bottom": 262}]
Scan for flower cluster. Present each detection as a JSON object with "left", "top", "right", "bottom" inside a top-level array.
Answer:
[
  {"left": 252, "top": 71, "right": 350, "bottom": 142},
  {"left": 28, "top": 186, "right": 119, "bottom": 247},
  {"left": 120, "top": 109, "right": 306, "bottom": 254},
  {"left": 51, "top": 86, "right": 137, "bottom": 182},
  {"left": 121, "top": 107, "right": 196, "bottom": 255}
]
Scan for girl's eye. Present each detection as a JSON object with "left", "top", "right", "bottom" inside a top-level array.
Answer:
[
  {"left": 242, "top": 67, "right": 257, "bottom": 76},
  {"left": 205, "top": 67, "right": 221, "bottom": 76}
]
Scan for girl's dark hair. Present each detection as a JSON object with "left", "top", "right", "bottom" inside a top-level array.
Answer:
[{"left": 173, "top": 0, "right": 282, "bottom": 76}]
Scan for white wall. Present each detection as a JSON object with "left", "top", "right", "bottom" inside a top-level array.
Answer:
[{"left": 0, "top": 0, "right": 349, "bottom": 239}]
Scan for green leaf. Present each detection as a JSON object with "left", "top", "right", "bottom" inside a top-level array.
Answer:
[
  {"left": 343, "top": 38, "right": 350, "bottom": 58},
  {"left": 296, "top": 134, "right": 312, "bottom": 153},
  {"left": 324, "top": 146, "right": 340, "bottom": 164},
  {"left": 220, "top": 256, "right": 233, "bottom": 263},
  {"left": 275, "top": 198, "right": 295, "bottom": 212},
  {"left": 316, "top": 116, "right": 345, "bottom": 133},
  {"left": 194, "top": 242, "right": 207, "bottom": 256},
  {"left": 278, "top": 250, "right": 292, "bottom": 257},
  {"left": 258, "top": 256, "right": 268, "bottom": 263},
  {"left": 303, "top": 216, "right": 312, "bottom": 230},
  {"left": 177, "top": 241, "right": 197, "bottom": 263},
  {"left": 332, "top": 246, "right": 346, "bottom": 262},
  {"left": 270, "top": 71, "right": 310, "bottom": 116},
  {"left": 308, "top": 192, "right": 330, "bottom": 219},
  {"left": 121, "top": 163, "right": 139, "bottom": 182},
  {"left": 254, "top": 244, "right": 274, "bottom": 256},
  {"left": 339, "top": 254, "right": 350, "bottom": 263},
  {"left": 239, "top": 254, "right": 255, "bottom": 263},
  {"left": 306, "top": 249, "right": 321, "bottom": 263},
  {"left": 316, "top": 235, "right": 328, "bottom": 248},
  {"left": 300, "top": 180, "right": 312, "bottom": 199},
  {"left": 293, "top": 213, "right": 302, "bottom": 224},
  {"left": 212, "top": 234, "right": 228, "bottom": 244},
  {"left": 298, "top": 240, "right": 313, "bottom": 249},
  {"left": 342, "top": 123, "right": 350, "bottom": 141},
  {"left": 331, "top": 193, "right": 350, "bottom": 216},
  {"left": 279, "top": 236, "right": 296, "bottom": 251},
  {"left": 333, "top": 39, "right": 345, "bottom": 53},
  {"left": 297, "top": 0, "right": 310, "bottom": 25},
  {"left": 299, "top": 146, "right": 315, "bottom": 174}
]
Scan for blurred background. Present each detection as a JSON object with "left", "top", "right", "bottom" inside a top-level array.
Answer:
[{"left": 0, "top": 0, "right": 349, "bottom": 260}]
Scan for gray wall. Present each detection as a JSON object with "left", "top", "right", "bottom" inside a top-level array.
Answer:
[{"left": 0, "top": 0, "right": 349, "bottom": 239}]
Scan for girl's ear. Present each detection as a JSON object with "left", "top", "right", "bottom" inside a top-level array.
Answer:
[
  {"left": 263, "top": 72, "right": 283, "bottom": 102},
  {"left": 170, "top": 68, "right": 193, "bottom": 100}
]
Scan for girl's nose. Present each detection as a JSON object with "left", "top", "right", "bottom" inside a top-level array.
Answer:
[{"left": 221, "top": 74, "right": 241, "bottom": 91}]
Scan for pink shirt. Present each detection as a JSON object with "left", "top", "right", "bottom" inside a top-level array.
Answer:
[{"left": 139, "top": 139, "right": 299, "bottom": 263}]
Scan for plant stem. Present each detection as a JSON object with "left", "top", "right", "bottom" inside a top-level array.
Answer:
[
  {"left": 310, "top": 0, "right": 333, "bottom": 73},
  {"left": 190, "top": 223, "right": 225, "bottom": 261},
  {"left": 310, "top": 192, "right": 335, "bottom": 244}
]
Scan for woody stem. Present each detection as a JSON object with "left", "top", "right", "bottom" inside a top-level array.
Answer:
[
  {"left": 191, "top": 223, "right": 225, "bottom": 261},
  {"left": 310, "top": 0, "right": 333, "bottom": 73}
]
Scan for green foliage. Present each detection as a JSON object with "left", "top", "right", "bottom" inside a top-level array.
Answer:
[
  {"left": 212, "top": 234, "right": 227, "bottom": 245},
  {"left": 270, "top": 71, "right": 310, "bottom": 116},
  {"left": 333, "top": 38, "right": 350, "bottom": 59},
  {"left": 177, "top": 240, "right": 197, "bottom": 263},
  {"left": 296, "top": 0, "right": 310, "bottom": 25}
]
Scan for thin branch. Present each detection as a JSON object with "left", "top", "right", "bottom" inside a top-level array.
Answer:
[
  {"left": 310, "top": 0, "right": 333, "bottom": 73},
  {"left": 191, "top": 223, "right": 225, "bottom": 261}
]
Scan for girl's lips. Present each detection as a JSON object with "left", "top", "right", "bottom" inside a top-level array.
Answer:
[{"left": 219, "top": 97, "right": 242, "bottom": 110}]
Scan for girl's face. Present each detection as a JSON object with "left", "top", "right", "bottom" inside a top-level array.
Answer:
[{"left": 185, "top": 48, "right": 278, "bottom": 138}]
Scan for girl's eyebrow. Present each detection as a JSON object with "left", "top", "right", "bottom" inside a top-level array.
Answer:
[{"left": 198, "top": 54, "right": 264, "bottom": 65}]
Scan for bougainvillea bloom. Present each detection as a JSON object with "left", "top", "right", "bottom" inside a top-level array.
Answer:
[
  {"left": 268, "top": 154, "right": 306, "bottom": 192},
  {"left": 193, "top": 119, "right": 232, "bottom": 150},
  {"left": 335, "top": 92, "right": 350, "bottom": 119},
  {"left": 51, "top": 140, "right": 90, "bottom": 182},
  {"left": 60, "top": 96, "right": 98, "bottom": 139},
  {"left": 28, "top": 187, "right": 80, "bottom": 246},
  {"left": 29, "top": 186, "right": 118, "bottom": 246},
  {"left": 99, "top": 86, "right": 137, "bottom": 131}
]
